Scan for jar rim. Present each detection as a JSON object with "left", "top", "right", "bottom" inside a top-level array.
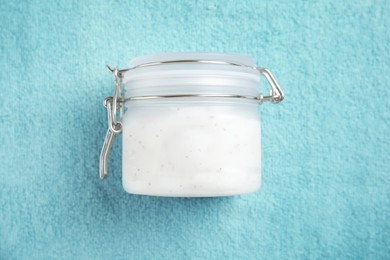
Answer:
[{"left": 128, "top": 52, "right": 256, "bottom": 68}]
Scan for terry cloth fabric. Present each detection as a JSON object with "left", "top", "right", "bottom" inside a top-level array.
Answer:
[{"left": 0, "top": 0, "right": 389, "bottom": 259}]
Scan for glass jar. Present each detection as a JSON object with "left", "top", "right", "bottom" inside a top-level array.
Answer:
[{"left": 100, "top": 52, "right": 284, "bottom": 197}]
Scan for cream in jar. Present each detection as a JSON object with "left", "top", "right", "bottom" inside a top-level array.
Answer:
[{"left": 122, "top": 53, "right": 261, "bottom": 196}]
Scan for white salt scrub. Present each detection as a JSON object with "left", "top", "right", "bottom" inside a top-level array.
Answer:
[{"left": 121, "top": 53, "right": 262, "bottom": 197}]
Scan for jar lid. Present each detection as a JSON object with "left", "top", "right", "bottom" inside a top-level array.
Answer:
[
  {"left": 129, "top": 52, "right": 256, "bottom": 68},
  {"left": 123, "top": 52, "right": 259, "bottom": 84}
]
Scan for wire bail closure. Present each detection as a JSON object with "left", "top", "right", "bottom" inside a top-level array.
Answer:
[
  {"left": 99, "top": 60, "right": 284, "bottom": 179},
  {"left": 99, "top": 67, "right": 124, "bottom": 179}
]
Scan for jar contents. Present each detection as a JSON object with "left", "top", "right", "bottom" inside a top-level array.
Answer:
[{"left": 122, "top": 102, "right": 261, "bottom": 197}]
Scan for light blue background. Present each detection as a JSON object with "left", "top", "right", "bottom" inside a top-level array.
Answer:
[{"left": 1, "top": 0, "right": 389, "bottom": 259}]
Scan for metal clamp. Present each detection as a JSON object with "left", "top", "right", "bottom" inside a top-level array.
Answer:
[
  {"left": 256, "top": 68, "right": 284, "bottom": 104},
  {"left": 99, "top": 67, "right": 124, "bottom": 179},
  {"left": 99, "top": 60, "right": 284, "bottom": 179}
]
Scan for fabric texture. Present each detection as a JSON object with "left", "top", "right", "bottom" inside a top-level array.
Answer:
[{"left": 0, "top": 0, "right": 389, "bottom": 259}]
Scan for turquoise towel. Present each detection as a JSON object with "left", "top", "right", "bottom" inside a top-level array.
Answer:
[{"left": 1, "top": 0, "right": 389, "bottom": 259}]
